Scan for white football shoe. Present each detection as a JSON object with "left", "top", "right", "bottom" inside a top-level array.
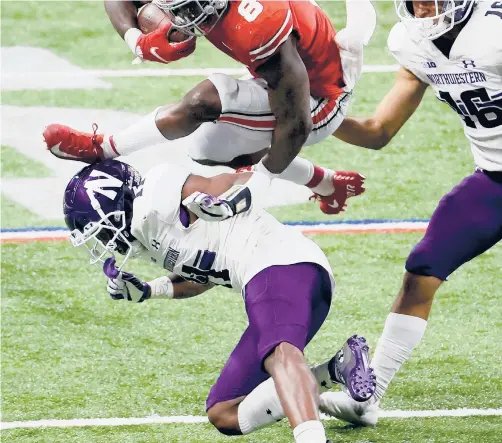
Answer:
[{"left": 320, "top": 391, "right": 379, "bottom": 426}]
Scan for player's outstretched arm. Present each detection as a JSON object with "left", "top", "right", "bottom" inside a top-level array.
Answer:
[
  {"left": 334, "top": 67, "right": 428, "bottom": 149},
  {"left": 255, "top": 35, "right": 312, "bottom": 174},
  {"left": 104, "top": 258, "right": 213, "bottom": 302}
]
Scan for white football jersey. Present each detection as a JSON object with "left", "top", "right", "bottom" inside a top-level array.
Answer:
[
  {"left": 130, "top": 163, "right": 334, "bottom": 294},
  {"left": 388, "top": 2, "right": 502, "bottom": 171}
]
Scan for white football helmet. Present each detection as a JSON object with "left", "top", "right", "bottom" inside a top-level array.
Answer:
[
  {"left": 153, "top": 0, "right": 228, "bottom": 36},
  {"left": 394, "top": 0, "right": 477, "bottom": 40}
]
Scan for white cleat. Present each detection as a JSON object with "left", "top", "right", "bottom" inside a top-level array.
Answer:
[{"left": 320, "top": 391, "right": 379, "bottom": 426}]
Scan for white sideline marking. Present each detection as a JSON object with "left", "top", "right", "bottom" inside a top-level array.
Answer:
[
  {"left": 377, "top": 408, "right": 502, "bottom": 418},
  {"left": 1, "top": 64, "right": 400, "bottom": 81},
  {"left": 1, "top": 47, "right": 112, "bottom": 91},
  {"left": 2, "top": 409, "right": 501, "bottom": 430}
]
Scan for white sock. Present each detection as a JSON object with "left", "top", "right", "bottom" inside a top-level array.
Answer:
[
  {"left": 293, "top": 420, "right": 326, "bottom": 443},
  {"left": 237, "top": 377, "right": 284, "bottom": 434},
  {"left": 237, "top": 361, "right": 339, "bottom": 435},
  {"left": 371, "top": 313, "right": 428, "bottom": 400},
  {"left": 277, "top": 158, "right": 335, "bottom": 196},
  {"left": 277, "top": 157, "right": 314, "bottom": 186},
  {"left": 310, "top": 168, "right": 335, "bottom": 196},
  {"left": 311, "top": 360, "right": 335, "bottom": 393},
  {"left": 102, "top": 107, "right": 167, "bottom": 157}
]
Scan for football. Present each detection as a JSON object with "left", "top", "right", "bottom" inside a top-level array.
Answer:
[{"left": 137, "top": 3, "right": 190, "bottom": 43}]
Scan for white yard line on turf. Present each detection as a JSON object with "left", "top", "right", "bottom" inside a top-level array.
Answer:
[
  {"left": 2, "top": 409, "right": 501, "bottom": 430},
  {"left": 1, "top": 64, "right": 400, "bottom": 80}
]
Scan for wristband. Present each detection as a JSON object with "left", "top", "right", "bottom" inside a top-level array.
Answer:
[
  {"left": 125, "top": 28, "right": 143, "bottom": 56},
  {"left": 149, "top": 276, "right": 174, "bottom": 299}
]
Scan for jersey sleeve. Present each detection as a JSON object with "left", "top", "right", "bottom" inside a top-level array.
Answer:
[
  {"left": 387, "top": 22, "right": 430, "bottom": 84},
  {"left": 245, "top": 2, "right": 293, "bottom": 70},
  {"left": 131, "top": 163, "right": 191, "bottom": 245}
]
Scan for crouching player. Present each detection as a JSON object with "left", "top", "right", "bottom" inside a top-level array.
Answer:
[{"left": 63, "top": 160, "right": 376, "bottom": 441}]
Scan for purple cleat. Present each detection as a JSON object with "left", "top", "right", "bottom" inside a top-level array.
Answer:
[{"left": 329, "top": 335, "right": 376, "bottom": 402}]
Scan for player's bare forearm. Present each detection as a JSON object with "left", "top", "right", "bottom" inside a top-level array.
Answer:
[
  {"left": 334, "top": 117, "right": 390, "bottom": 150},
  {"left": 105, "top": 0, "right": 148, "bottom": 38},
  {"left": 256, "top": 36, "right": 312, "bottom": 174},
  {"left": 172, "top": 280, "right": 214, "bottom": 299},
  {"left": 334, "top": 67, "right": 428, "bottom": 150}
]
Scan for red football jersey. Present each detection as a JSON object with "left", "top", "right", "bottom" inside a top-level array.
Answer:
[{"left": 206, "top": 0, "right": 345, "bottom": 100}]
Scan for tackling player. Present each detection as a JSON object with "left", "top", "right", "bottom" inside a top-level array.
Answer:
[
  {"left": 44, "top": 0, "right": 376, "bottom": 215},
  {"left": 321, "top": 0, "right": 502, "bottom": 425},
  {"left": 63, "top": 158, "right": 377, "bottom": 442}
]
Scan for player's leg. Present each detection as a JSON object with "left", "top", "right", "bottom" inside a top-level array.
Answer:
[
  {"left": 193, "top": 74, "right": 365, "bottom": 214},
  {"left": 207, "top": 263, "right": 346, "bottom": 439},
  {"left": 186, "top": 118, "right": 336, "bottom": 192},
  {"left": 242, "top": 263, "right": 373, "bottom": 441},
  {"left": 43, "top": 73, "right": 363, "bottom": 214},
  {"left": 43, "top": 73, "right": 341, "bottom": 196},
  {"left": 264, "top": 342, "right": 324, "bottom": 441},
  {"left": 250, "top": 263, "right": 333, "bottom": 437},
  {"left": 185, "top": 118, "right": 272, "bottom": 168},
  {"left": 101, "top": 79, "right": 223, "bottom": 157},
  {"left": 207, "top": 302, "right": 373, "bottom": 440},
  {"left": 372, "top": 170, "right": 502, "bottom": 399},
  {"left": 322, "top": 169, "right": 502, "bottom": 425},
  {"left": 188, "top": 75, "right": 337, "bottom": 190},
  {"left": 205, "top": 325, "right": 269, "bottom": 435},
  {"left": 43, "top": 78, "right": 221, "bottom": 161},
  {"left": 206, "top": 263, "right": 333, "bottom": 437}
]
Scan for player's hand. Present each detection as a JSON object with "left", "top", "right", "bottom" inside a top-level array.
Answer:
[
  {"left": 182, "top": 192, "right": 235, "bottom": 222},
  {"left": 135, "top": 24, "right": 196, "bottom": 64},
  {"left": 103, "top": 257, "right": 151, "bottom": 303}
]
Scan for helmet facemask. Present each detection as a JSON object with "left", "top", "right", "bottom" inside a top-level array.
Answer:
[
  {"left": 64, "top": 160, "right": 144, "bottom": 272},
  {"left": 69, "top": 210, "right": 135, "bottom": 271},
  {"left": 154, "top": 0, "right": 228, "bottom": 37},
  {"left": 395, "top": 0, "right": 476, "bottom": 40}
]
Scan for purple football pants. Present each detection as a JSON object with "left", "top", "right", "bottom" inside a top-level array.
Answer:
[
  {"left": 206, "top": 262, "right": 333, "bottom": 411},
  {"left": 406, "top": 169, "right": 502, "bottom": 280}
]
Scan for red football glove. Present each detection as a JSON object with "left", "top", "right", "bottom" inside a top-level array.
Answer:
[{"left": 136, "top": 24, "right": 196, "bottom": 64}]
